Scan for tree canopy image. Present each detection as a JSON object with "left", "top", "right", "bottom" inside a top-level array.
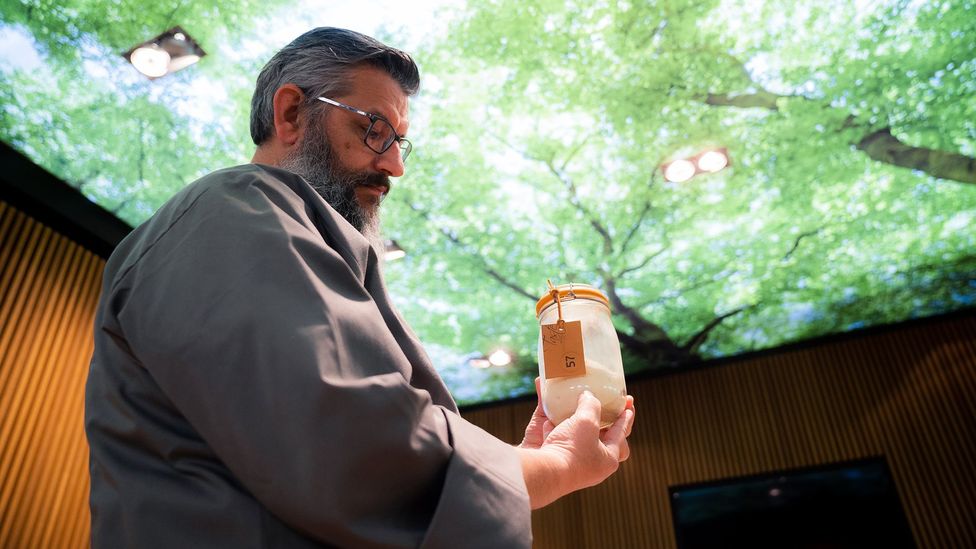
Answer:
[{"left": 2, "top": 0, "right": 974, "bottom": 404}]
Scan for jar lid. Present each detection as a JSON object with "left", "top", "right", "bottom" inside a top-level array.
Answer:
[{"left": 535, "top": 283, "right": 610, "bottom": 317}]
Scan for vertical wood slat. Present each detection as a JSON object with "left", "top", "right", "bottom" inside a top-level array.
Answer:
[
  {"left": 465, "top": 314, "right": 976, "bottom": 549},
  {"left": 0, "top": 224, "right": 55, "bottom": 515},
  {"left": 0, "top": 201, "right": 102, "bottom": 549},
  {"left": 28, "top": 250, "right": 97, "bottom": 549},
  {"left": 0, "top": 222, "right": 49, "bottom": 397},
  {"left": 4, "top": 234, "right": 75, "bottom": 544},
  {"left": 50, "top": 253, "right": 99, "bottom": 549}
]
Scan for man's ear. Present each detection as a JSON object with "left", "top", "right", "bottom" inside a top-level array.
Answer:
[{"left": 271, "top": 84, "right": 305, "bottom": 146}]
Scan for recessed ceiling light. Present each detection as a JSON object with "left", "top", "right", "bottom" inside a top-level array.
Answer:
[
  {"left": 129, "top": 45, "right": 170, "bottom": 78},
  {"left": 469, "top": 358, "right": 492, "bottom": 369},
  {"left": 383, "top": 239, "right": 406, "bottom": 261},
  {"left": 698, "top": 150, "right": 729, "bottom": 173},
  {"left": 123, "top": 26, "right": 205, "bottom": 80},
  {"left": 488, "top": 349, "right": 512, "bottom": 367},
  {"left": 662, "top": 147, "right": 731, "bottom": 182},
  {"left": 664, "top": 159, "right": 696, "bottom": 183}
]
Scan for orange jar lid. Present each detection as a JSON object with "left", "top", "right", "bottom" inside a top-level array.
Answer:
[{"left": 535, "top": 283, "right": 610, "bottom": 318}]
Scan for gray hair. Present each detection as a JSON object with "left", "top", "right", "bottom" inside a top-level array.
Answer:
[{"left": 250, "top": 27, "right": 420, "bottom": 145}]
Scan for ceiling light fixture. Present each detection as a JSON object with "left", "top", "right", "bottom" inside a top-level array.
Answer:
[
  {"left": 469, "top": 357, "right": 492, "bottom": 369},
  {"left": 123, "top": 26, "right": 206, "bottom": 80},
  {"left": 662, "top": 147, "right": 731, "bottom": 183},
  {"left": 383, "top": 240, "right": 406, "bottom": 261},
  {"left": 128, "top": 44, "right": 170, "bottom": 78},
  {"left": 488, "top": 349, "right": 512, "bottom": 367},
  {"left": 664, "top": 159, "right": 696, "bottom": 183},
  {"left": 468, "top": 349, "right": 514, "bottom": 369},
  {"left": 698, "top": 150, "right": 729, "bottom": 173}
]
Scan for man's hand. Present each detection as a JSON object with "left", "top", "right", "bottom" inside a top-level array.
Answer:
[
  {"left": 516, "top": 381, "right": 636, "bottom": 509},
  {"left": 519, "top": 378, "right": 554, "bottom": 450}
]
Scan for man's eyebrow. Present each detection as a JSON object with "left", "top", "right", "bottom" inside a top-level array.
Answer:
[
  {"left": 365, "top": 106, "right": 409, "bottom": 134},
  {"left": 362, "top": 106, "right": 392, "bottom": 120}
]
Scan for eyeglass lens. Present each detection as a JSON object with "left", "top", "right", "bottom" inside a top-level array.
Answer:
[{"left": 366, "top": 119, "right": 411, "bottom": 160}]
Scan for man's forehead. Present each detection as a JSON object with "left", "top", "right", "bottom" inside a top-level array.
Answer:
[{"left": 340, "top": 66, "right": 410, "bottom": 128}]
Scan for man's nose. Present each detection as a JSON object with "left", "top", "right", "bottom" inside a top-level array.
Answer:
[{"left": 374, "top": 144, "right": 405, "bottom": 178}]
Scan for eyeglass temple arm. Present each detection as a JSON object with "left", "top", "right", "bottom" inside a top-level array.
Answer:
[{"left": 317, "top": 97, "right": 371, "bottom": 119}]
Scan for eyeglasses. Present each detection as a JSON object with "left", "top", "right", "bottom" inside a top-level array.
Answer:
[{"left": 317, "top": 97, "right": 412, "bottom": 161}]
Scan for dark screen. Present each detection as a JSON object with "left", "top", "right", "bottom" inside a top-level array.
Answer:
[{"left": 670, "top": 458, "right": 916, "bottom": 549}]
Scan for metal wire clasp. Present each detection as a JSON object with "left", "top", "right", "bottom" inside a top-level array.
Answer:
[{"left": 546, "top": 279, "right": 567, "bottom": 333}]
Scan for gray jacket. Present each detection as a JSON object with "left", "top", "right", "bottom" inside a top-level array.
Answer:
[{"left": 85, "top": 164, "right": 531, "bottom": 548}]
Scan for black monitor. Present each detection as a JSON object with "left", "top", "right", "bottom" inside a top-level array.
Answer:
[{"left": 669, "top": 457, "right": 916, "bottom": 548}]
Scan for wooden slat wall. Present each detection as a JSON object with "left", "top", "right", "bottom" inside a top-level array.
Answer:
[
  {"left": 0, "top": 201, "right": 102, "bottom": 549},
  {"left": 1, "top": 195, "right": 974, "bottom": 548},
  {"left": 464, "top": 312, "right": 976, "bottom": 548}
]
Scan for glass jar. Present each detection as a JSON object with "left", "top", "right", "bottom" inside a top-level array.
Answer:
[{"left": 536, "top": 283, "right": 627, "bottom": 427}]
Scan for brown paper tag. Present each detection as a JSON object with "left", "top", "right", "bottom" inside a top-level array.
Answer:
[{"left": 541, "top": 320, "right": 586, "bottom": 379}]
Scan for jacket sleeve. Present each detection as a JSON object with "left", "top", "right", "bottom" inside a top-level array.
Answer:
[{"left": 107, "top": 172, "right": 531, "bottom": 548}]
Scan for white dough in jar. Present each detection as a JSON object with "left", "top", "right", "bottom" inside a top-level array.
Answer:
[{"left": 542, "top": 359, "right": 627, "bottom": 427}]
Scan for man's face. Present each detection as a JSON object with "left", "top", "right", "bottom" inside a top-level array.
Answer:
[{"left": 280, "top": 66, "right": 410, "bottom": 247}]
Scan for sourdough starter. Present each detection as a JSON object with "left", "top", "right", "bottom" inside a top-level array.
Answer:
[{"left": 542, "top": 359, "right": 627, "bottom": 427}]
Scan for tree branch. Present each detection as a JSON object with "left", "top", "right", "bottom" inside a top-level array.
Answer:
[
  {"left": 783, "top": 227, "right": 824, "bottom": 260},
  {"left": 544, "top": 159, "right": 615, "bottom": 256},
  {"left": 635, "top": 274, "right": 728, "bottom": 310},
  {"left": 703, "top": 90, "right": 976, "bottom": 185},
  {"left": 616, "top": 245, "right": 668, "bottom": 278},
  {"left": 616, "top": 199, "right": 654, "bottom": 258},
  {"left": 681, "top": 305, "right": 752, "bottom": 354},
  {"left": 857, "top": 128, "right": 976, "bottom": 185},
  {"left": 597, "top": 269, "right": 694, "bottom": 366},
  {"left": 137, "top": 117, "right": 146, "bottom": 184},
  {"left": 75, "top": 168, "right": 103, "bottom": 193},
  {"left": 615, "top": 169, "right": 663, "bottom": 260},
  {"left": 406, "top": 201, "right": 537, "bottom": 301},
  {"left": 485, "top": 129, "right": 617, "bottom": 256},
  {"left": 704, "top": 91, "right": 782, "bottom": 110},
  {"left": 686, "top": 48, "right": 976, "bottom": 184},
  {"left": 558, "top": 134, "right": 594, "bottom": 172},
  {"left": 601, "top": 270, "right": 675, "bottom": 345},
  {"left": 483, "top": 267, "right": 538, "bottom": 301},
  {"left": 164, "top": 0, "right": 189, "bottom": 28}
]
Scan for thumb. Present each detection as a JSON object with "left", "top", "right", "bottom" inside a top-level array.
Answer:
[{"left": 573, "top": 390, "right": 603, "bottom": 427}]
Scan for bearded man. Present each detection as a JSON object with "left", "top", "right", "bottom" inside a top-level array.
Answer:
[{"left": 85, "top": 27, "right": 635, "bottom": 548}]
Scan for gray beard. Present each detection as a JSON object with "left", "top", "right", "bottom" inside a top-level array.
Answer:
[{"left": 279, "top": 120, "right": 389, "bottom": 254}]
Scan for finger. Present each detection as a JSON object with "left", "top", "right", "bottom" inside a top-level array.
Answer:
[
  {"left": 543, "top": 419, "right": 554, "bottom": 439},
  {"left": 530, "top": 401, "right": 547, "bottom": 420},
  {"left": 617, "top": 438, "right": 631, "bottom": 463},
  {"left": 573, "top": 391, "right": 603, "bottom": 427},
  {"left": 601, "top": 407, "right": 634, "bottom": 454},
  {"left": 527, "top": 378, "right": 547, "bottom": 418},
  {"left": 623, "top": 396, "right": 635, "bottom": 437},
  {"left": 610, "top": 396, "right": 635, "bottom": 437}
]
